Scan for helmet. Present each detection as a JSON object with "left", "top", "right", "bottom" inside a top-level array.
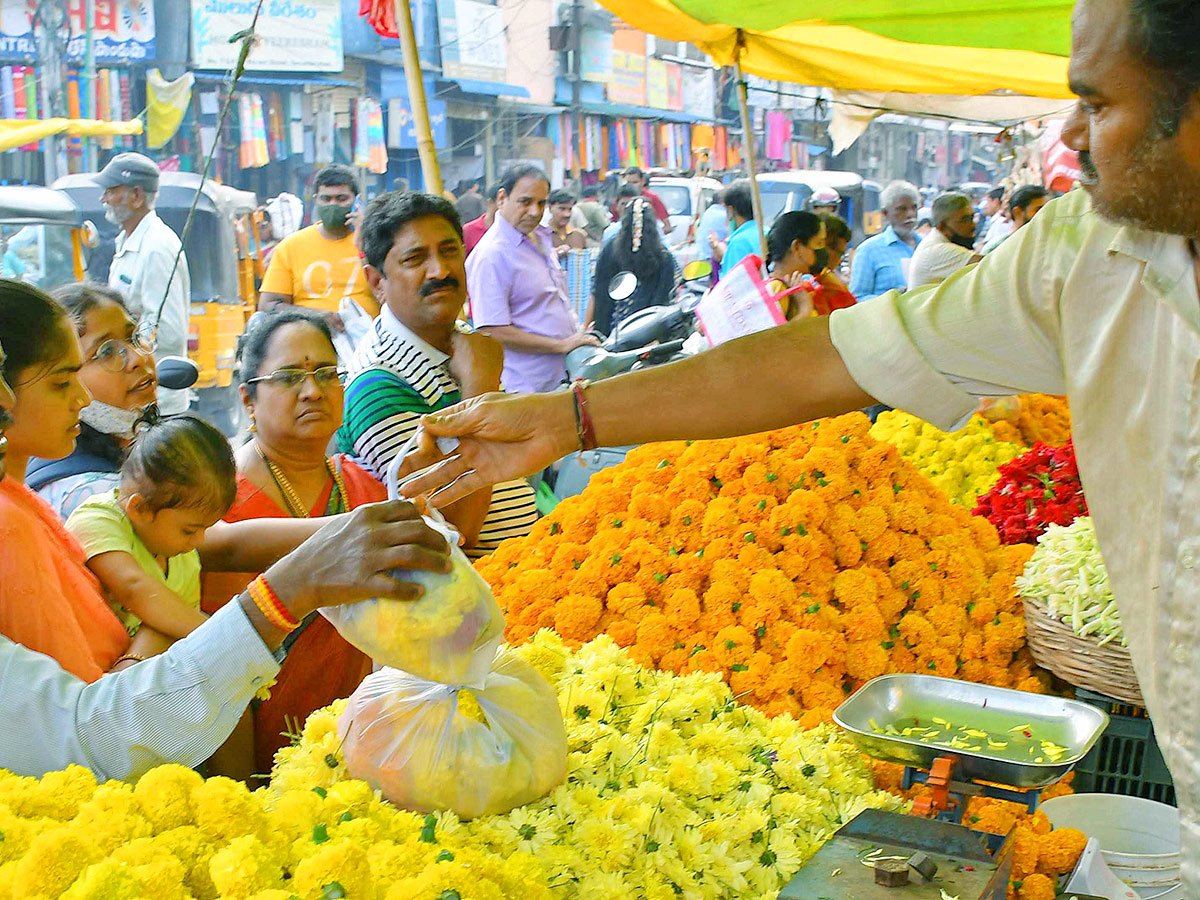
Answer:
[{"left": 810, "top": 188, "right": 840, "bottom": 210}]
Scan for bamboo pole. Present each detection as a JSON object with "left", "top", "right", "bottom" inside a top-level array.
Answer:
[
  {"left": 392, "top": 0, "right": 443, "bottom": 194},
  {"left": 733, "top": 40, "right": 766, "bottom": 259}
]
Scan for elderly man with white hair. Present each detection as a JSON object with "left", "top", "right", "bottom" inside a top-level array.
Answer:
[
  {"left": 907, "top": 191, "right": 983, "bottom": 290},
  {"left": 848, "top": 180, "right": 920, "bottom": 301}
]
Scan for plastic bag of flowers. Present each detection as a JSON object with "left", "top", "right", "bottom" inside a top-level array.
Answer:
[
  {"left": 321, "top": 509, "right": 506, "bottom": 686},
  {"left": 338, "top": 646, "right": 568, "bottom": 819}
]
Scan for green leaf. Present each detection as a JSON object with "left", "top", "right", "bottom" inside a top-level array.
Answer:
[
  {"left": 338, "top": 811, "right": 353, "bottom": 823},
  {"left": 437, "top": 849, "right": 456, "bottom": 862},
  {"left": 322, "top": 882, "right": 346, "bottom": 900},
  {"left": 419, "top": 813, "right": 438, "bottom": 843},
  {"left": 312, "top": 824, "right": 330, "bottom": 844},
  {"left": 732, "top": 664, "right": 748, "bottom": 672},
  {"left": 801, "top": 764, "right": 817, "bottom": 777},
  {"left": 311, "top": 786, "right": 327, "bottom": 798},
  {"left": 324, "top": 753, "right": 340, "bottom": 769}
]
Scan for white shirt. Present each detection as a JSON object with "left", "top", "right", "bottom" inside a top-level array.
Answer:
[
  {"left": 109, "top": 211, "right": 192, "bottom": 415},
  {"left": 906, "top": 228, "right": 977, "bottom": 290},
  {"left": 0, "top": 599, "right": 279, "bottom": 780},
  {"left": 985, "top": 215, "right": 1013, "bottom": 245},
  {"left": 829, "top": 188, "right": 1200, "bottom": 894}
]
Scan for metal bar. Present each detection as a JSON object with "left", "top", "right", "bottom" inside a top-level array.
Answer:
[{"left": 733, "top": 41, "right": 766, "bottom": 259}]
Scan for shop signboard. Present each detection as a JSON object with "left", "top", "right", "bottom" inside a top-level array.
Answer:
[
  {"left": 388, "top": 96, "right": 447, "bottom": 150},
  {"left": 646, "top": 58, "right": 668, "bottom": 110},
  {"left": 609, "top": 28, "right": 646, "bottom": 106},
  {"left": 682, "top": 67, "right": 713, "bottom": 120},
  {"left": 437, "top": 0, "right": 506, "bottom": 83},
  {"left": 0, "top": 0, "right": 155, "bottom": 61},
  {"left": 665, "top": 62, "right": 683, "bottom": 112},
  {"left": 579, "top": 28, "right": 611, "bottom": 84},
  {"left": 191, "top": 0, "right": 343, "bottom": 71}
]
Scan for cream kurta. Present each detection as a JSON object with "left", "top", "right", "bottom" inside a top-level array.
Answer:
[{"left": 830, "top": 188, "right": 1200, "bottom": 889}]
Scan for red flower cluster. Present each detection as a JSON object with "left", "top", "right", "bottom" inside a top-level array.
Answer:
[{"left": 973, "top": 440, "right": 1087, "bottom": 544}]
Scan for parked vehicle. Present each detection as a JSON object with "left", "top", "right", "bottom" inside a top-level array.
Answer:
[
  {"left": 648, "top": 174, "right": 724, "bottom": 248},
  {"left": 0, "top": 186, "right": 98, "bottom": 291},
  {"left": 756, "top": 171, "right": 878, "bottom": 244}
]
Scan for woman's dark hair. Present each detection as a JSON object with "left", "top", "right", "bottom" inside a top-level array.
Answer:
[
  {"left": 239, "top": 307, "right": 336, "bottom": 398},
  {"left": 361, "top": 190, "right": 463, "bottom": 271},
  {"left": 1129, "top": 0, "right": 1200, "bottom": 136},
  {"left": 612, "top": 197, "right": 668, "bottom": 284},
  {"left": 122, "top": 414, "right": 236, "bottom": 513},
  {"left": 499, "top": 164, "right": 549, "bottom": 195},
  {"left": 0, "top": 278, "right": 69, "bottom": 386},
  {"left": 765, "top": 211, "right": 823, "bottom": 268},
  {"left": 51, "top": 282, "right": 129, "bottom": 334},
  {"left": 817, "top": 212, "right": 852, "bottom": 246},
  {"left": 722, "top": 180, "right": 754, "bottom": 221}
]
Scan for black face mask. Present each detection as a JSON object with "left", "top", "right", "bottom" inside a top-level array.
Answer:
[
  {"left": 809, "top": 248, "right": 830, "bottom": 275},
  {"left": 949, "top": 231, "right": 976, "bottom": 250}
]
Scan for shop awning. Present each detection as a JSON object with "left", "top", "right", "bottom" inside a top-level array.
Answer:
[
  {"left": 192, "top": 73, "right": 361, "bottom": 87},
  {"left": 594, "top": 0, "right": 1072, "bottom": 97},
  {"left": 579, "top": 100, "right": 709, "bottom": 124},
  {"left": 445, "top": 79, "right": 530, "bottom": 99}
]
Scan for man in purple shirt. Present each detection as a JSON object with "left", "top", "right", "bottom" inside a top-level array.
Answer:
[{"left": 467, "top": 165, "right": 598, "bottom": 393}]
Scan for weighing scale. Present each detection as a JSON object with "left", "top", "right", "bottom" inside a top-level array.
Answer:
[{"left": 780, "top": 675, "right": 1110, "bottom": 900}]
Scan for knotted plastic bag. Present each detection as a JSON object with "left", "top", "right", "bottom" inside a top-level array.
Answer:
[
  {"left": 337, "top": 649, "right": 568, "bottom": 819},
  {"left": 319, "top": 514, "right": 504, "bottom": 686}
]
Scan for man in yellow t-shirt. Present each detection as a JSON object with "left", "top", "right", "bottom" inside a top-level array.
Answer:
[{"left": 259, "top": 165, "right": 380, "bottom": 327}]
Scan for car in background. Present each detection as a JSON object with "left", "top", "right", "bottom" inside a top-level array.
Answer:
[{"left": 648, "top": 174, "right": 724, "bottom": 249}]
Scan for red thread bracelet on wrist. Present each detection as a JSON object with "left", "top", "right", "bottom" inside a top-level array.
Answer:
[
  {"left": 572, "top": 379, "right": 598, "bottom": 451},
  {"left": 250, "top": 575, "right": 300, "bottom": 631}
]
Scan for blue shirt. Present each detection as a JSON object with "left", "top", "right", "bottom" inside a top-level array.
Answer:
[
  {"left": 720, "top": 219, "right": 760, "bottom": 276},
  {"left": 695, "top": 204, "right": 729, "bottom": 263},
  {"left": 848, "top": 226, "right": 916, "bottom": 301}
]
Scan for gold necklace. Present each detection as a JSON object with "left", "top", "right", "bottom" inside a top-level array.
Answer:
[{"left": 255, "top": 444, "right": 348, "bottom": 518}]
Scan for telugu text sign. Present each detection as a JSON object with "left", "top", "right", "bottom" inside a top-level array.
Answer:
[
  {"left": 0, "top": 0, "right": 155, "bottom": 61},
  {"left": 191, "top": 0, "right": 344, "bottom": 71}
]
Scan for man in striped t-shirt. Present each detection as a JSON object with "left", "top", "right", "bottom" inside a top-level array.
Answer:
[{"left": 337, "top": 191, "right": 538, "bottom": 557}]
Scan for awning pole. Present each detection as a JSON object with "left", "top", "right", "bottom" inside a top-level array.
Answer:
[
  {"left": 392, "top": 0, "right": 443, "bottom": 194},
  {"left": 733, "top": 39, "right": 767, "bottom": 259}
]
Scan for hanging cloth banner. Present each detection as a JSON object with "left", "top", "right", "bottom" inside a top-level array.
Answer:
[
  {"left": 239, "top": 93, "right": 269, "bottom": 168},
  {"left": 367, "top": 98, "right": 387, "bottom": 173},
  {"left": 146, "top": 69, "right": 194, "bottom": 149},
  {"left": 96, "top": 69, "right": 113, "bottom": 149},
  {"left": 118, "top": 71, "right": 134, "bottom": 148},
  {"left": 19, "top": 66, "right": 37, "bottom": 150}
]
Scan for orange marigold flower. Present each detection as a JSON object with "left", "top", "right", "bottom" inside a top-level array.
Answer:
[
  {"left": 553, "top": 594, "right": 604, "bottom": 642},
  {"left": 712, "top": 625, "right": 755, "bottom": 668},
  {"left": 845, "top": 641, "right": 889, "bottom": 683},
  {"left": 1037, "top": 827, "right": 1087, "bottom": 875},
  {"left": 663, "top": 588, "right": 701, "bottom": 625},
  {"left": 1017, "top": 873, "right": 1056, "bottom": 900},
  {"left": 634, "top": 613, "right": 676, "bottom": 664}
]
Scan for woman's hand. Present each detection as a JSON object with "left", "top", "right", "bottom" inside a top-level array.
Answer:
[
  {"left": 400, "top": 391, "right": 578, "bottom": 507},
  {"left": 263, "top": 500, "right": 452, "bottom": 621}
]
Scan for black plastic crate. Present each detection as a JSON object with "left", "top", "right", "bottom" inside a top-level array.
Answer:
[{"left": 1071, "top": 688, "right": 1176, "bottom": 806}]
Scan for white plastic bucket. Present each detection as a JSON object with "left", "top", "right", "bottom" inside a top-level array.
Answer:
[{"left": 1042, "top": 794, "right": 1180, "bottom": 897}]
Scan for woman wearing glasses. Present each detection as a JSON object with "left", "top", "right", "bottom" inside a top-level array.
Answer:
[
  {"left": 201, "top": 308, "right": 385, "bottom": 776},
  {"left": 30, "top": 283, "right": 160, "bottom": 519}
]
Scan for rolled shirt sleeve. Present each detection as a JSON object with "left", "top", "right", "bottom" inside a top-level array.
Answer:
[
  {"left": 829, "top": 213, "right": 1068, "bottom": 431},
  {"left": 0, "top": 598, "right": 280, "bottom": 781}
]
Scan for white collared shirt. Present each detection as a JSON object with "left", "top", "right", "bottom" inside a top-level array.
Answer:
[
  {"left": 379, "top": 302, "right": 449, "bottom": 366},
  {"left": 830, "top": 188, "right": 1200, "bottom": 892},
  {"left": 109, "top": 211, "right": 192, "bottom": 415},
  {"left": 906, "top": 228, "right": 977, "bottom": 291}
]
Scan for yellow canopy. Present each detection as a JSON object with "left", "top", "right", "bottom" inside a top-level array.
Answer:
[
  {"left": 597, "top": 0, "right": 1072, "bottom": 98},
  {"left": 0, "top": 118, "right": 144, "bottom": 153}
]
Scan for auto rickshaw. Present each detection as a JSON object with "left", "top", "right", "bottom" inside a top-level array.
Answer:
[
  {"left": 756, "top": 171, "right": 875, "bottom": 245},
  {"left": 0, "top": 186, "right": 98, "bottom": 291},
  {"left": 54, "top": 172, "right": 260, "bottom": 436}
]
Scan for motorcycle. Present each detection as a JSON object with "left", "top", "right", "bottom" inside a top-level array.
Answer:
[{"left": 566, "top": 259, "right": 713, "bottom": 383}]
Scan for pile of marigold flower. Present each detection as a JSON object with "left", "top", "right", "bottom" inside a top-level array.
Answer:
[
  {"left": 0, "top": 632, "right": 906, "bottom": 900},
  {"left": 478, "top": 413, "right": 1047, "bottom": 726},
  {"left": 985, "top": 394, "right": 1073, "bottom": 448},
  {"left": 870, "top": 410, "right": 1024, "bottom": 506}
]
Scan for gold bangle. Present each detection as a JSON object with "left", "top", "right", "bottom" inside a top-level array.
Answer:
[{"left": 113, "top": 653, "right": 147, "bottom": 668}]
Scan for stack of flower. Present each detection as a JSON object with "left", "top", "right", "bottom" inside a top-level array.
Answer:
[
  {"left": 478, "top": 413, "right": 1047, "bottom": 726},
  {"left": 870, "top": 410, "right": 1024, "bottom": 506},
  {"left": 0, "top": 632, "right": 906, "bottom": 900},
  {"left": 973, "top": 441, "right": 1088, "bottom": 545},
  {"left": 986, "top": 395, "right": 1073, "bottom": 449},
  {"left": 1016, "top": 517, "right": 1123, "bottom": 646}
]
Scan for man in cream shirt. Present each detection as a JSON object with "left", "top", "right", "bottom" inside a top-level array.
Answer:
[
  {"left": 396, "top": 0, "right": 1200, "bottom": 889},
  {"left": 907, "top": 191, "right": 982, "bottom": 290}
]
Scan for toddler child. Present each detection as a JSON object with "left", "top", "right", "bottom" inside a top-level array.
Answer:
[{"left": 68, "top": 415, "right": 237, "bottom": 639}]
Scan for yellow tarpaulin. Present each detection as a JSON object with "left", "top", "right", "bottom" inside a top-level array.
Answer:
[
  {"left": 597, "top": 0, "right": 1072, "bottom": 97},
  {"left": 0, "top": 118, "right": 144, "bottom": 153}
]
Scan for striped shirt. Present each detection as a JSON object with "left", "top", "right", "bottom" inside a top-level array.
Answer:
[{"left": 337, "top": 309, "right": 539, "bottom": 558}]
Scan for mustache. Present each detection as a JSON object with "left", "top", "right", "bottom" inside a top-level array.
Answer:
[
  {"left": 420, "top": 276, "right": 460, "bottom": 298},
  {"left": 1079, "top": 151, "right": 1099, "bottom": 182}
]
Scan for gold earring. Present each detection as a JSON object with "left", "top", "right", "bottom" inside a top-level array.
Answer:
[{"left": 248, "top": 413, "right": 257, "bottom": 434}]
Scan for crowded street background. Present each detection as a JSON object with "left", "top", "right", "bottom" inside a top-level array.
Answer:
[{"left": 1, "top": 1, "right": 1199, "bottom": 900}]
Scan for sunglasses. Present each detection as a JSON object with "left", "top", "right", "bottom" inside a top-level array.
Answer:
[{"left": 247, "top": 365, "right": 346, "bottom": 389}]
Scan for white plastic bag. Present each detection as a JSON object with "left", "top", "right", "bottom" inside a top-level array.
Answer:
[{"left": 338, "top": 649, "right": 568, "bottom": 819}]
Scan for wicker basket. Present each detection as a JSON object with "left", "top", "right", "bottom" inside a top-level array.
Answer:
[{"left": 1022, "top": 597, "right": 1144, "bottom": 705}]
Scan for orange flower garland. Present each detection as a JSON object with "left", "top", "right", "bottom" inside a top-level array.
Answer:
[
  {"left": 477, "top": 414, "right": 1048, "bottom": 726},
  {"left": 985, "top": 394, "right": 1073, "bottom": 448}
]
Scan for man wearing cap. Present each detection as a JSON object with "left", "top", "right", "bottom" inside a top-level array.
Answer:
[{"left": 95, "top": 152, "right": 191, "bottom": 415}]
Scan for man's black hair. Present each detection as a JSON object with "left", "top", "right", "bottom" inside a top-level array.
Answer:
[
  {"left": 484, "top": 182, "right": 502, "bottom": 202},
  {"left": 1009, "top": 184, "right": 1049, "bottom": 213},
  {"left": 616, "top": 184, "right": 641, "bottom": 200},
  {"left": 723, "top": 179, "right": 755, "bottom": 221},
  {"left": 986, "top": 186, "right": 1005, "bottom": 201},
  {"left": 315, "top": 164, "right": 360, "bottom": 195},
  {"left": 1129, "top": 0, "right": 1200, "bottom": 136},
  {"left": 625, "top": 166, "right": 645, "bottom": 178},
  {"left": 581, "top": 184, "right": 600, "bottom": 199},
  {"left": 547, "top": 189, "right": 576, "bottom": 206},
  {"left": 499, "top": 164, "right": 549, "bottom": 195},
  {"left": 361, "top": 191, "right": 463, "bottom": 271}
]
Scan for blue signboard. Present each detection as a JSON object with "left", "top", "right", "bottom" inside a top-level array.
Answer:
[{"left": 387, "top": 96, "right": 447, "bottom": 150}]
